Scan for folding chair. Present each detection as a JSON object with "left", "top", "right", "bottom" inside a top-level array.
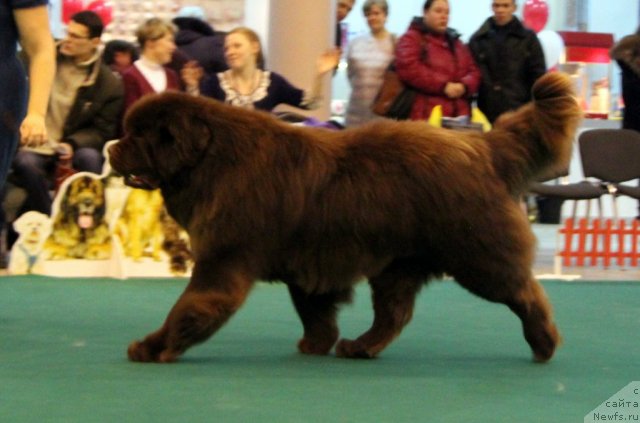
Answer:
[
  {"left": 577, "top": 129, "right": 640, "bottom": 218},
  {"left": 529, "top": 129, "right": 614, "bottom": 220}
]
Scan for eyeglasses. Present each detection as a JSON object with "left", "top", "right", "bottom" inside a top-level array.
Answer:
[{"left": 65, "top": 31, "right": 91, "bottom": 41}]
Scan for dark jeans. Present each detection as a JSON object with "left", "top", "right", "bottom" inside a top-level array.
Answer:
[
  {"left": 11, "top": 150, "right": 55, "bottom": 217},
  {"left": 11, "top": 147, "right": 104, "bottom": 215}
]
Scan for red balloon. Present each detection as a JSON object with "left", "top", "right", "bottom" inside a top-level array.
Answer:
[
  {"left": 86, "top": 0, "right": 113, "bottom": 26},
  {"left": 523, "top": 0, "right": 549, "bottom": 33},
  {"left": 62, "top": 0, "right": 84, "bottom": 24}
]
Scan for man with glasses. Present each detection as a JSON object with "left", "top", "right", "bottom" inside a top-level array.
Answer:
[
  {"left": 468, "top": 0, "right": 546, "bottom": 123},
  {"left": 8, "top": 10, "right": 123, "bottom": 241}
]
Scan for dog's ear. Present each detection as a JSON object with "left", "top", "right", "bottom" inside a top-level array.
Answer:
[
  {"left": 150, "top": 113, "right": 211, "bottom": 178},
  {"left": 13, "top": 214, "right": 27, "bottom": 234},
  {"left": 93, "top": 179, "right": 107, "bottom": 219},
  {"left": 58, "top": 181, "right": 73, "bottom": 218},
  {"left": 169, "top": 114, "right": 210, "bottom": 166}
]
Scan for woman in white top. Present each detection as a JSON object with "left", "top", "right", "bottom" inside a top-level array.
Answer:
[{"left": 345, "top": 0, "right": 394, "bottom": 127}]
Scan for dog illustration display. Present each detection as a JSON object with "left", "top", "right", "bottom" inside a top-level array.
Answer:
[
  {"left": 109, "top": 73, "right": 582, "bottom": 363},
  {"left": 115, "top": 188, "right": 165, "bottom": 261},
  {"left": 114, "top": 188, "right": 192, "bottom": 274},
  {"left": 44, "top": 174, "right": 112, "bottom": 260},
  {"left": 159, "top": 208, "right": 192, "bottom": 275},
  {"left": 9, "top": 211, "right": 52, "bottom": 275}
]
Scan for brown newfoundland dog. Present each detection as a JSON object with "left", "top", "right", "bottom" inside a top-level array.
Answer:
[{"left": 109, "top": 73, "right": 581, "bottom": 363}]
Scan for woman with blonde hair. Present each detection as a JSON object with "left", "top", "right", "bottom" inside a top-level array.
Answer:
[
  {"left": 122, "top": 18, "right": 184, "bottom": 111},
  {"left": 200, "top": 26, "right": 340, "bottom": 111}
]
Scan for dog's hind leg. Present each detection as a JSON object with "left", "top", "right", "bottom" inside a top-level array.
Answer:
[
  {"left": 335, "top": 270, "right": 423, "bottom": 359},
  {"left": 127, "top": 261, "right": 254, "bottom": 363},
  {"left": 287, "top": 285, "right": 352, "bottom": 355},
  {"left": 455, "top": 269, "right": 560, "bottom": 363},
  {"left": 506, "top": 277, "right": 560, "bottom": 362}
]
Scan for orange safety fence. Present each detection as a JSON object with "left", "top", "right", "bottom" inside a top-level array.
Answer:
[{"left": 558, "top": 218, "right": 640, "bottom": 268}]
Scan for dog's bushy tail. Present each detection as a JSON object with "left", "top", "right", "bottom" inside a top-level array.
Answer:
[{"left": 488, "top": 72, "right": 583, "bottom": 194}]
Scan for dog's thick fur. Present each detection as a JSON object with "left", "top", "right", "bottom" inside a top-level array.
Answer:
[
  {"left": 109, "top": 73, "right": 582, "bottom": 363},
  {"left": 44, "top": 175, "right": 112, "bottom": 260}
]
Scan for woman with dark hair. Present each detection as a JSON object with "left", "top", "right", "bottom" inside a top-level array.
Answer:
[
  {"left": 610, "top": 26, "right": 640, "bottom": 132},
  {"left": 172, "top": 15, "right": 227, "bottom": 76},
  {"left": 395, "top": 0, "right": 480, "bottom": 120},
  {"left": 199, "top": 27, "right": 340, "bottom": 111},
  {"left": 103, "top": 39, "right": 139, "bottom": 76}
]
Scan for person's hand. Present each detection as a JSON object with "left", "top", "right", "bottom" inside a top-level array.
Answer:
[
  {"left": 181, "top": 60, "right": 204, "bottom": 91},
  {"left": 444, "top": 82, "right": 466, "bottom": 99},
  {"left": 316, "top": 48, "right": 341, "bottom": 75},
  {"left": 56, "top": 142, "right": 74, "bottom": 162},
  {"left": 19, "top": 113, "right": 48, "bottom": 147}
]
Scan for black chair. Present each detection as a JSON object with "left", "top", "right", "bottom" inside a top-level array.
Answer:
[
  {"left": 530, "top": 128, "right": 640, "bottom": 220},
  {"left": 530, "top": 131, "right": 605, "bottom": 220},
  {"left": 615, "top": 183, "right": 640, "bottom": 200},
  {"left": 579, "top": 129, "right": 640, "bottom": 218}
]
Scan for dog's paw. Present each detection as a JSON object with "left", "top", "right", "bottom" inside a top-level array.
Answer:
[
  {"left": 297, "top": 338, "right": 334, "bottom": 356},
  {"left": 128, "top": 341, "right": 152, "bottom": 362},
  {"left": 335, "top": 339, "right": 376, "bottom": 359},
  {"left": 127, "top": 340, "right": 179, "bottom": 363},
  {"left": 43, "top": 248, "right": 68, "bottom": 260},
  {"left": 530, "top": 323, "right": 561, "bottom": 363},
  {"left": 86, "top": 245, "right": 112, "bottom": 260}
]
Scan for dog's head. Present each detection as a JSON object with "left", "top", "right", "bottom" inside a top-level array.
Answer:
[
  {"left": 60, "top": 175, "right": 106, "bottom": 229},
  {"left": 13, "top": 211, "right": 52, "bottom": 250},
  {"left": 108, "top": 92, "right": 213, "bottom": 190}
]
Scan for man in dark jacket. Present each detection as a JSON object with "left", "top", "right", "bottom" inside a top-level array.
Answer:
[
  {"left": 610, "top": 27, "right": 640, "bottom": 132},
  {"left": 172, "top": 16, "right": 228, "bottom": 77},
  {"left": 610, "top": 27, "right": 640, "bottom": 217},
  {"left": 9, "top": 10, "right": 123, "bottom": 221},
  {"left": 468, "top": 0, "right": 546, "bottom": 123}
]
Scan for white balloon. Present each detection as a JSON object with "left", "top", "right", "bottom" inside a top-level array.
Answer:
[{"left": 537, "top": 30, "right": 565, "bottom": 70}]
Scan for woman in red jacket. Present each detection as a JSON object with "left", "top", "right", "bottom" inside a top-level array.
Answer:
[{"left": 395, "top": 0, "right": 480, "bottom": 120}]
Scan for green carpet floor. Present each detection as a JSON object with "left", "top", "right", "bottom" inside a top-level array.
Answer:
[{"left": 1, "top": 276, "right": 638, "bottom": 422}]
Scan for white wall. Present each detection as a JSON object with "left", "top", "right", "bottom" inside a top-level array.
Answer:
[
  {"left": 588, "top": 0, "right": 638, "bottom": 40},
  {"left": 243, "top": 0, "right": 271, "bottom": 55},
  {"left": 268, "top": 0, "right": 334, "bottom": 120}
]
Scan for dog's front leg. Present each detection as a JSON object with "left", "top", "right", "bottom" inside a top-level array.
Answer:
[
  {"left": 127, "top": 262, "right": 254, "bottom": 363},
  {"left": 287, "top": 284, "right": 352, "bottom": 355},
  {"left": 336, "top": 273, "right": 423, "bottom": 359}
]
